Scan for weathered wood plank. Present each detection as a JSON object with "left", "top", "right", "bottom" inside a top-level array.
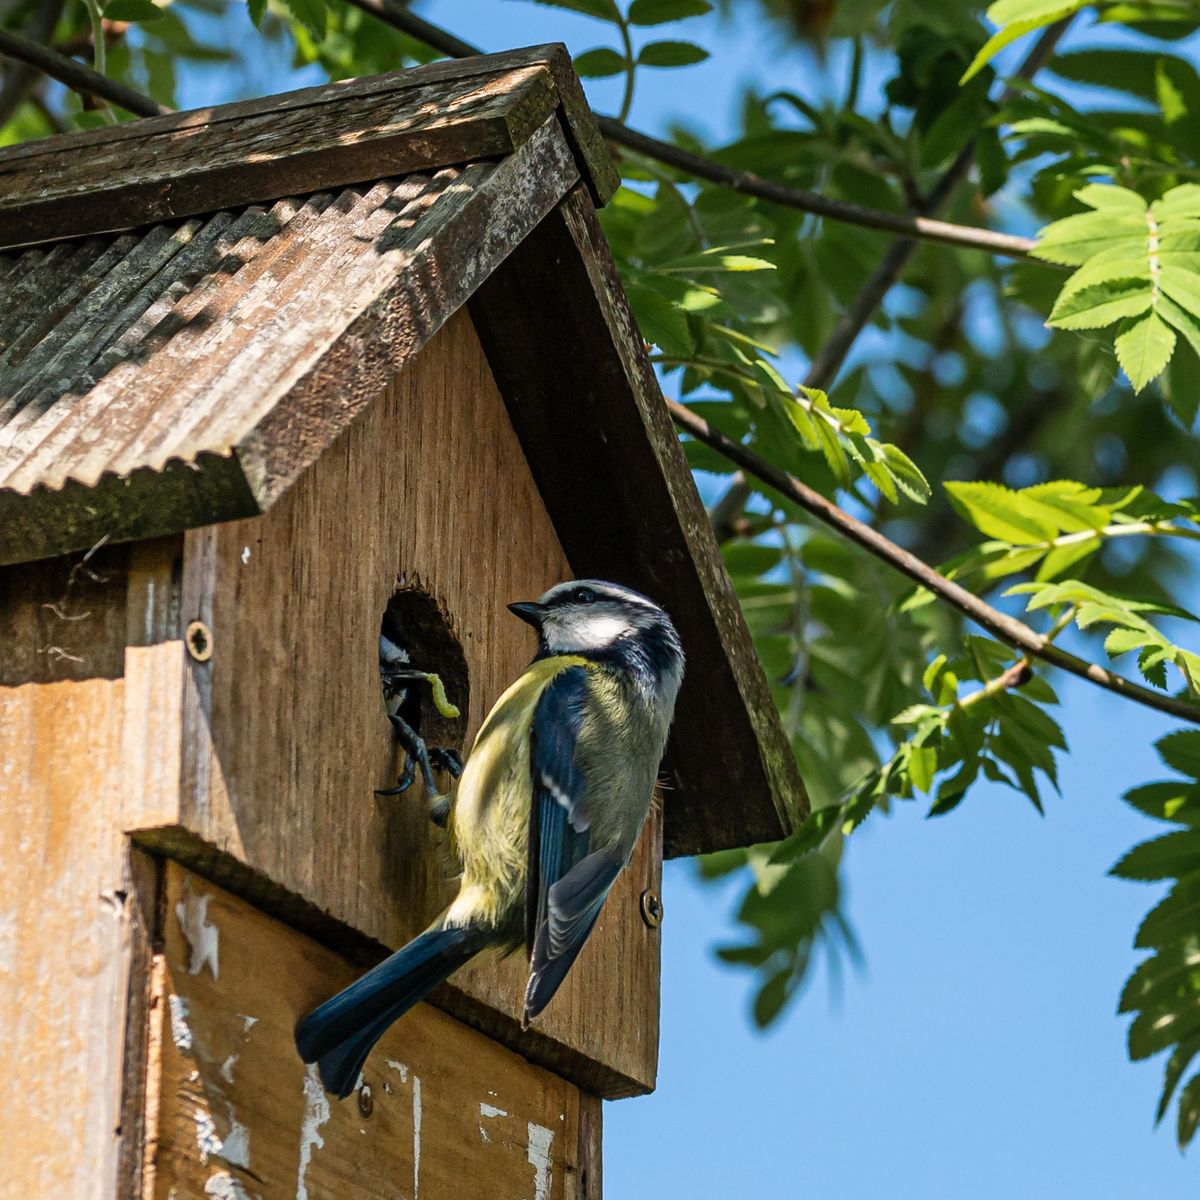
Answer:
[
  {"left": 0, "top": 45, "right": 616, "bottom": 252},
  {"left": 146, "top": 861, "right": 596, "bottom": 1200},
  {"left": 129, "top": 310, "right": 660, "bottom": 1098},
  {"left": 0, "top": 544, "right": 177, "bottom": 1199},
  {"left": 470, "top": 187, "right": 809, "bottom": 857},
  {"left": 0, "top": 65, "right": 553, "bottom": 251}
]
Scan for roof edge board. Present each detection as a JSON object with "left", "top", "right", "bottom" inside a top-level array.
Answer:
[
  {"left": 0, "top": 117, "right": 581, "bottom": 567},
  {"left": 0, "top": 46, "right": 618, "bottom": 252}
]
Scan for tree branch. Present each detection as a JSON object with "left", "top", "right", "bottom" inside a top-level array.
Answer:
[
  {"left": 0, "top": 0, "right": 65, "bottom": 127},
  {"left": 709, "top": 18, "right": 1073, "bottom": 542},
  {"left": 342, "top": 0, "right": 1034, "bottom": 259},
  {"left": 0, "top": 27, "right": 168, "bottom": 118},
  {"left": 667, "top": 399, "right": 1200, "bottom": 726}
]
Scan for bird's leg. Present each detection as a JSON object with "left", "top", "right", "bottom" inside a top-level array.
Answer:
[
  {"left": 375, "top": 666, "right": 462, "bottom": 827},
  {"left": 428, "top": 747, "right": 463, "bottom": 778}
]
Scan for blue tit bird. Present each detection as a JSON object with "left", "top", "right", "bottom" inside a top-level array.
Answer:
[{"left": 294, "top": 579, "right": 684, "bottom": 1097}]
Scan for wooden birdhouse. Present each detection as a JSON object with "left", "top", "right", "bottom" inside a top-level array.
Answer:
[{"left": 0, "top": 46, "right": 807, "bottom": 1199}]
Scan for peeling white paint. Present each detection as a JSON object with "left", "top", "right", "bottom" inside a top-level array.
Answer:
[
  {"left": 479, "top": 1102, "right": 507, "bottom": 1144},
  {"left": 222, "top": 1116, "right": 251, "bottom": 1169},
  {"left": 296, "top": 1064, "right": 330, "bottom": 1200},
  {"left": 221, "top": 1054, "right": 238, "bottom": 1084},
  {"left": 176, "top": 885, "right": 220, "bottom": 979},
  {"left": 386, "top": 1059, "right": 408, "bottom": 1082},
  {"left": 527, "top": 1123, "right": 554, "bottom": 1200},
  {"left": 204, "top": 1170, "right": 255, "bottom": 1200},
  {"left": 168, "top": 994, "right": 193, "bottom": 1051},
  {"left": 240, "top": 546, "right": 251, "bottom": 565},
  {"left": 241, "top": 1015, "right": 258, "bottom": 1032},
  {"left": 412, "top": 1074, "right": 423, "bottom": 1200},
  {"left": 195, "top": 1107, "right": 222, "bottom": 1163}
]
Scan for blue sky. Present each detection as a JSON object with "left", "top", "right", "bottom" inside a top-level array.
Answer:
[{"left": 174, "top": 3, "right": 1199, "bottom": 1192}]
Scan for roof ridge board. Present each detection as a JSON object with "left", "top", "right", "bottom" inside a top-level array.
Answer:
[
  {"left": 0, "top": 45, "right": 573, "bottom": 168},
  {"left": 0, "top": 66, "right": 560, "bottom": 252}
]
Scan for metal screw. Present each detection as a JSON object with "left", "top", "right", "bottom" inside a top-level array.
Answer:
[
  {"left": 358, "top": 1083, "right": 374, "bottom": 1119},
  {"left": 185, "top": 620, "right": 213, "bottom": 663},
  {"left": 639, "top": 889, "right": 663, "bottom": 929}
]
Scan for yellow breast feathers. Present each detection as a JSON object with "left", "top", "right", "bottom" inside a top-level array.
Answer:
[{"left": 445, "top": 655, "right": 591, "bottom": 929}]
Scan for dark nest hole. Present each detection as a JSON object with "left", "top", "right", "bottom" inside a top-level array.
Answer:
[{"left": 380, "top": 588, "right": 470, "bottom": 756}]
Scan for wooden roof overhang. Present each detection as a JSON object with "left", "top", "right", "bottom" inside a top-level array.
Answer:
[{"left": 0, "top": 45, "right": 808, "bottom": 857}]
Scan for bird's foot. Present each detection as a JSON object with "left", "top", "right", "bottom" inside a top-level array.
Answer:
[{"left": 376, "top": 712, "right": 461, "bottom": 823}]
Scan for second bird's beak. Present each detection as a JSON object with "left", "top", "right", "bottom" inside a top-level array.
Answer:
[{"left": 508, "top": 601, "right": 545, "bottom": 628}]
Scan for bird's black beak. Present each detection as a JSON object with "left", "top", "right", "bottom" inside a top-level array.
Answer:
[{"left": 508, "top": 601, "right": 545, "bottom": 628}]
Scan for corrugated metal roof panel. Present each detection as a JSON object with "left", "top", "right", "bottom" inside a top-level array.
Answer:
[{"left": 0, "top": 163, "right": 488, "bottom": 496}]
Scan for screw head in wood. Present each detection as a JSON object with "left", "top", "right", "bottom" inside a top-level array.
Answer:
[
  {"left": 185, "top": 620, "right": 213, "bottom": 663},
  {"left": 358, "top": 1083, "right": 374, "bottom": 1119},
  {"left": 639, "top": 889, "right": 663, "bottom": 929}
]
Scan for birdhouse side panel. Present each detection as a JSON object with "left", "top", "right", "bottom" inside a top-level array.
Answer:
[
  {"left": 141, "top": 861, "right": 601, "bottom": 1200},
  {"left": 146, "top": 308, "right": 660, "bottom": 1097},
  {"left": 0, "top": 546, "right": 169, "bottom": 1199}
]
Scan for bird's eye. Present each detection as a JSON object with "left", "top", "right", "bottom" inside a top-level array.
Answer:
[{"left": 573, "top": 587, "right": 597, "bottom": 604}]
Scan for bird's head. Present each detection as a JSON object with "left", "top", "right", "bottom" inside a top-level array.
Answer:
[{"left": 509, "top": 580, "right": 683, "bottom": 680}]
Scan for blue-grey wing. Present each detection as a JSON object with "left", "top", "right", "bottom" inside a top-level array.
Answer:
[{"left": 524, "top": 666, "right": 622, "bottom": 1024}]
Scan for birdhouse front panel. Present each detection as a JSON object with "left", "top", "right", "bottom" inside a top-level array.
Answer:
[
  {"left": 145, "top": 860, "right": 600, "bottom": 1200},
  {"left": 144, "top": 308, "right": 663, "bottom": 1097}
]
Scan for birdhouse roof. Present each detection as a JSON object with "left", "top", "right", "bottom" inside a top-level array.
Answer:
[{"left": 0, "top": 45, "right": 807, "bottom": 856}]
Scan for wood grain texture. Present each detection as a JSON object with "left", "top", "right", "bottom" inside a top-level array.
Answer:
[
  {"left": 0, "top": 62, "right": 554, "bottom": 251},
  {"left": 129, "top": 310, "right": 661, "bottom": 1098},
  {"left": 470, "top": 188, "right": 809, "bottom": 857},
  {"left": 145, "top": 861, "right": 594, "bottom": 1200},
  {"left": 0, "top": 544, "right": 177, "bottom": 1199},
  {"left": 0, "top": 44, "right": 614, "bottom": 252}
]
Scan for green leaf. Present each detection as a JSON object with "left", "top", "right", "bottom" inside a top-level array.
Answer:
[
  {"left": 1111, "top": 830, "right": 1200, "bottom": 883},
  {"left": 945, "top": 481, "right": 1058, "bottom": 543},
  {"left": 573, "top": 47, "right": 627, "bottom": 78},
  {"left": 637, "top": 40, "right": 710, "bottom": 67},
  {"left": 626, "top": 284, "right": 693, "bottom": 356},
  {"left": 1157, "top": 1037, "right": 1200, "bottom": 1125},
  {"left": 769, "top": 805, "right": 845, "bottom": 863},
  {"left": 104, "top": 0, "right": 165, "bottom": 19},
  {"left": 248, "top": 0, "right": 267, "bottom": 25},
  {"left": 1119, "top": 941, "right": 1200, "bottom": 1013},
  {"left": 627, "top": 0, "right": 713, "bottom": 24},
  {"left": 1129, "top": 995, "right": 1200, "bottom": 1061},
  {"left": 1178, "top": 1073, "right": 1200, "bottom": 1149},
  {"left": 528, "top": 0, "right": 622, "bottom": 19},
  {"left": 1158, "top": 730, "right": 1200, "bottom": 780},
  {"left": 1138, "top": 879, "right": 1200, "bottom": 949},
  {"left": 1115, "top": 311, "right": 1177, "bottom": 392},
  {"left": 1047, "top": 280, "right": 1153, "bottom": 332},
  {"left": 1032, "top": 210, "right": 1147, "bottom": 267},
  {"left": 279, "top": 0, "right": 327, "bottom": 36},
  {"left": 881, "top": 444, "right": 931, "bottom": 502},
  {"left": 908, "top": 745, "right": 938, "bottom": 794},
  {"left": 962, "top": 1, "right": 1088, "bottom": 84},
  {"left": 753, "top": 967, "right": 792, "bottom": 1027}
]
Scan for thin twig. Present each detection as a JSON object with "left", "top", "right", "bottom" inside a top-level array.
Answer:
[
  {"left": 667, "top": 399, "right": 1200, "bottom": 726},
  {"left": 0, "top": 27, "right": 169, "bottom": 118}
]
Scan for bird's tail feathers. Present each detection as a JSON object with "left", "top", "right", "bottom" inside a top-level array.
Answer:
[{"left": 295, "top": 922, "right": 486, "bottom": 1098}]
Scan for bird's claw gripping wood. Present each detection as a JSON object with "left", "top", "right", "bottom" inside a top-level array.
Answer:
[{"left": 375, "top": 669, "right": 463, "bottom": 828}]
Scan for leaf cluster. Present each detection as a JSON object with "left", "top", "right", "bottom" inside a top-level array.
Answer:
[{"left": 1114, "top": 731, "right": 1200, "bottom": 1149}]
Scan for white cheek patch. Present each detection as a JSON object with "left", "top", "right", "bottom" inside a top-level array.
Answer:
[
  {"left": 578, "top": 614, "right": 631, "bottom": 645},
  {"left": 544, "top": 611, "right": 631, "bottom": 652}
]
